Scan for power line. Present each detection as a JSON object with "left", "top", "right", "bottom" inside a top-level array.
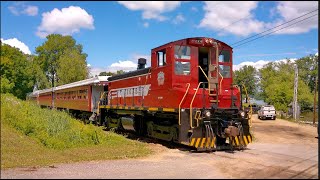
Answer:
[
  {"left": 214, "top": 14, "right": 251, "bottom": 34},
  {"left": 230, "top": 9, "right": 318, "bottom": 46},
  {"left": 233, "top": 13, "right": 318, "bottom": 48}
]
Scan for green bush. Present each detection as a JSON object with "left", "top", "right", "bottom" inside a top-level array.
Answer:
[{"left": 1, "top": 93, "right": 126, "bottom": 149}]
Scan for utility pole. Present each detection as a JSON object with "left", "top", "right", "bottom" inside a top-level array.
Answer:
[
  {"left": 293, "top": 64, "right": 298, "bottom": 121},
  {"left": 52, "top": 72, "right": 55, "bottom": 109},
  {"left": 313, "top": 76, "right": 317, "bottom": 125}
]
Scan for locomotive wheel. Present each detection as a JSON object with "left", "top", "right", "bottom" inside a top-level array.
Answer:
[
  {"left": 146, "top": 121, "right": 154, "bottom": 137},
  {"left": 133, "top": 115, "right": 146, "bottom": 135},
  {"left": 104, "top": 116, "right": 111, "bottom": 130},
  {"left": 171, "top": 126, "right": 179, "bottom": 143}
]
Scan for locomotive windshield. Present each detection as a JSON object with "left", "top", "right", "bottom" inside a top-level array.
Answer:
[
  {"left": 218, "top": 50, "right": 231, "bottom": 78},
  {"left": 219, "top": 65, "right": 231, "bottom": 78},
  {"left": 174, "top": 45, "right": 191, "bottom": 59},
  {"left": 174, "top": 45, "right": 191, "bottom": 75},
  {"left": 218, "top": 50, "right": 230, "bottom": 62}
]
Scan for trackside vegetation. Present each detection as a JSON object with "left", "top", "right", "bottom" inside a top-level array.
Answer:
[{"left": 1, "top": 93, "right": 152, "bottom": 169}]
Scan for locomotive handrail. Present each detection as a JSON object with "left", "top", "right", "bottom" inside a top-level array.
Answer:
[
  {"left": 218, "top": 71, "right": 223, "bottom": 94},
  {"left": 178, "top": 83, "right": 190, "bottom": 125},
  {"left": 198, "top": 66, "right": 210, "bottom": 91},
  {"left": 242, "top": 83, "right": 253, "bottom": 127},
  {"left": 107, "top": 90, "right": 112, "bottom": 105},
  {"left": 198, "top": 65, "right": 223, "bottom": 94},
  {"left": 108, "top": 89, "right": 118, "bottom": 106},
  {"left": 97, "top": 92, "right": 106, "bottom": 114},
  {"left": 190, "top": 82, "right": 204, "bottom": 129}
]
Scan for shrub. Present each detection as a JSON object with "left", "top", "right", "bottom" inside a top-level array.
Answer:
[{"left": 1, "top": 93, "right": 124, "bottom": 149}]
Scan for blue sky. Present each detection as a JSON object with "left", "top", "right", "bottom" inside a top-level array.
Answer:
[{"left": 1, "top": 1, "right": 318, "bottom": 76}]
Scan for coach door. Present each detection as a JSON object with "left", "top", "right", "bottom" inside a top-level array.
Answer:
[{"left": 91, "top": 85, "right": 104, "bottom": 112}]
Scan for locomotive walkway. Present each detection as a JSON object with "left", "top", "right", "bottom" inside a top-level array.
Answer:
[{"left": 2, "top": 115, "right": 318, "bottom": 179}]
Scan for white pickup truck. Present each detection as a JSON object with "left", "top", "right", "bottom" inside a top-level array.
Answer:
[{"left": 258, "top": 105, "right": 276, "bottom": 120}]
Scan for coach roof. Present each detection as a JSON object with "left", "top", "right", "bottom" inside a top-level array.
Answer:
[{"left": 30, "top": 76, "right": 110, "bottom": 96}]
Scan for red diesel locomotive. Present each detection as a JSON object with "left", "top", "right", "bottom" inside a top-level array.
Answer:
[
  {"left": 98, "top": 37, "right": 252, "bottom": 151},
  {"left": 28, "top": 37, "right": 252, "bottom": 151}
]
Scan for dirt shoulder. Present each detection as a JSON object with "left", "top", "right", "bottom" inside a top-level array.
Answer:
[
  {"left": 251, "top": 114, "right": 318, "bottom": 146},
  {"left": 1, "top": 114, "right": 318, "bottom": 179}
]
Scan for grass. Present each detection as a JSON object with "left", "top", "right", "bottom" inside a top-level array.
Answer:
[
  {"left": 1, "top": 93, "right": 152, "bottom": 169},
  {"left": 281, "top": 111, "right": 318, "bottom": 124},
  {"left": 299, "top": 111, "right": 318, "bottom": 123}
]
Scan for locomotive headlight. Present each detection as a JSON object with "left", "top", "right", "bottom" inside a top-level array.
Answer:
[
  {"left": 209, "top": 39, "right": 213, "bottom": 44},
  {"left": 205, "top": 39, "right": 209, "bottom": 43},
  {"left": 240, "top": 111, "right": 245, "bottom": 117},
  {"left": 205, "top": 110, "right": 211, "bottom": 118}
]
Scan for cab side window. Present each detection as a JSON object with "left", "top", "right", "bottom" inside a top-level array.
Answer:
[
  {"left": 218, "top": 50, "right": 230, "bottom": 63},
  {"left": 157, "top": 49, "right": 166, "bottom": 67}
]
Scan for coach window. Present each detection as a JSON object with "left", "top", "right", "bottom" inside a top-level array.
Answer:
[
  {"left": 157, "top": 49, "right": 166, "bottom": 67},
  {"left": 219, "top": 50, "right": 230, "bottom": 63}
]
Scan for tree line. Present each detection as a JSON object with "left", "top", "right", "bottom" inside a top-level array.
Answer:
[
  {"left": 1, "top": 34, "right": 127, "bottom": 100},
  {"left": 233, "top": 55, "right": 318, "bottom": 112},
  {"left": 1, "top": 34, "right": 89, "bottom": 99}
]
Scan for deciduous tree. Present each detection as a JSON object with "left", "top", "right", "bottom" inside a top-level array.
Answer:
[
  {"left": 233, "top": 65, "right": 258, "bottom": 102},
  {"left": 259, "top": 60, "right": 313, "bottom": 111},
  {"left": 35, "top": 34, "right": 88, "bottom": 88}
]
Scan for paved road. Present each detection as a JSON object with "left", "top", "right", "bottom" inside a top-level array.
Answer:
[{"left": 2, "top": 115, "right": 318, "bottom": 179}]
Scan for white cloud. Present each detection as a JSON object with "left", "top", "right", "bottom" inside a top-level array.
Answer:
[
  {"left": 143, "top": 22, "right": 149, "bottom": 28},
  {"left": 89, "top": 67, "right": 105, "bottom": 77},
  {"left": 272, "top": 1, "right": 318, "bottom": 34},
  {"left": 118, "top": 1, "right": 182, "bottom": 21},
  {"left": 36, "top": 6, "right": 94, "bottom": 38},
  {"left": 110, "top": 60, "right": 137, "bottom": 71},
  {"left": 172, "top": 14, "right": 185, "bottom": 24},
  {"left": 237, "top": 52, "right": 296, "bottom": 58},
  {"left": 191, "top": 7, "right": 198, "bottom": 12},
  {"left": 89, "top": 61, "right": 136, "bottom": 77},
  {"left": 23, "top": 6, "right": 38, "bottom": 16},
  {"left": 199, "top": 2, "right": 264, "bottom": 36},
  {"left": 89, "top": 54, "right": 151, "bottom": 76},
  {"left": 199, "top": 1, "right": 318, "bottom": 37},
  {"left": 1, "top": 38, "right": 31, "bottom": 55},
  {"left": 233, "top": 58, "right": 297, "bottom": 71},
  {"left": 8, "top": 6, "right": 19, "bottom": 15},
  {"left": 8, "top": 3, "right": 38, "bottom": 16}
]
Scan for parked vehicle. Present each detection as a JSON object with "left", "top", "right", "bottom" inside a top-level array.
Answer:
[
  {"left": 258, "top": 105, "right": 276, "bottom": 120},
  {"left": 244, "top": 104, "right": 260, "bottom": 114}
]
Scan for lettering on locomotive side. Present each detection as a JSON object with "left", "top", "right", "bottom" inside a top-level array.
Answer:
[{"left": 109, "top": 84, "right": 151, "bottom": 99}]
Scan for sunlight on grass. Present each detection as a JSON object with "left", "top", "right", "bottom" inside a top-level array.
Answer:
[{"left": 1, "top": 93, "right": 152, "bottom": 169}]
